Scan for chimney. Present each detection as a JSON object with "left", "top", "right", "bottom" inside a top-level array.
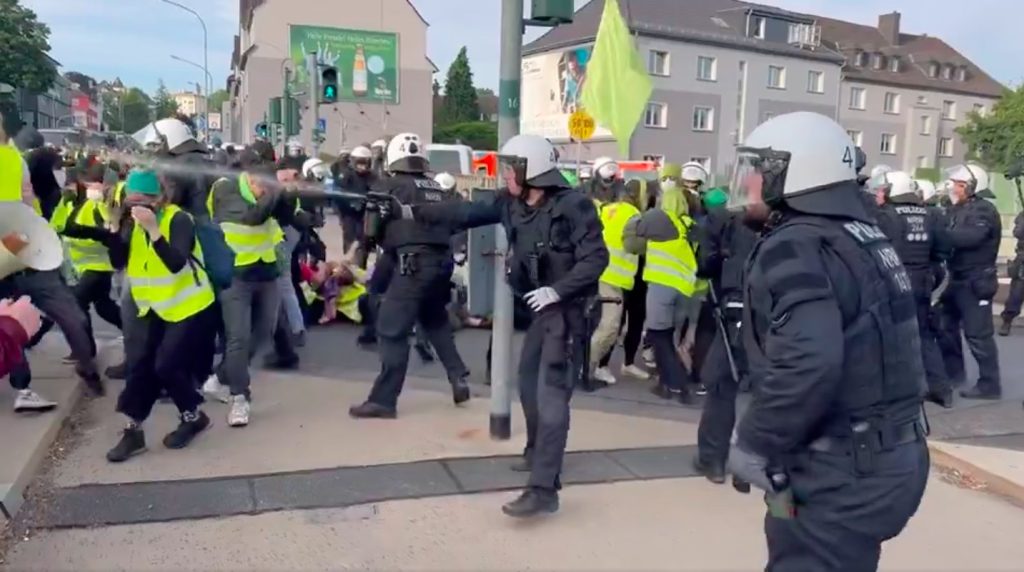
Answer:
[{"left": 878, "top": 11, "right": 901, "bottom": 46}]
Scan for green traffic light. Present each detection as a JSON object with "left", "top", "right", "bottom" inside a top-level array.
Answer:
[{"left": 324, "top": 85, "right": 336, "bottom": 100}]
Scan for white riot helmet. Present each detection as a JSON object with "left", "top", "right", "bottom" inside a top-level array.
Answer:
[
  {"left": 435, "top": 172, "right": 456, "bottom": 192},
  {"left": 681, "top": 161, "right": 709, "bottom": 187},
  {"left": 870, "top": 164, "right": 894, "bottom": 180},
  {"left": 371, "top": 139, "right": 387, "bottom": 150},
  {"left": 351, "top": 145, "right": 372, "bottom": 161},
  {"left": 877, "top": 171, "right": 918, "bottom": 201},
  {"left": 386, "top": 132, "right": 428, "bottom": 173},
  {"left": 302, "top": 158, "right": 329, "bottom": 181},
  {"left": 592, "top": 156, "right": 619, "bottom": 185},
  {"left": 729, "top": 112, "right": 860, "bottom": 216},
  {"left": 944, "top": 163, "right": 990, "bottom": 197},
  {"left": 143, "top": 118, "right": 201, "bottom": 155},
  {"left": 499, "top": 134, "right": 567, "bottom": 190},
  {"left": 916, "top": 179, "right": 938, "bottom": 203}
]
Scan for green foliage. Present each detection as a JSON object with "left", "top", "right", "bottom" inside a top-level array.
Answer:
[
  {"left": 434, "top": 121, "right": 497, "bottom": 151},
  {"left": 440, "top": 47, "right": 480, "bottom": 125},
  {"left": 0, "top": 0, "right": 57, "bottom": 93},
  {"left": 104, "top": 87, "right": 153, "bottom": 133},
  {"left": 913, "top": 167, "right": 941, "bottom": 183},
  {"left": 208, "top": 89, "right": 229, "bottom": 112},
  {"left": 152, "top": 80, "right": 179, "bottom": 119},
  {"left": 957, "top": 85, "right": 1024, "bottom": 173}
]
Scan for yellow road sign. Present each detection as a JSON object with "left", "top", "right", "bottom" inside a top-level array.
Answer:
[{"left": 568, "top": 109, "right": 596, "bottom": 141}]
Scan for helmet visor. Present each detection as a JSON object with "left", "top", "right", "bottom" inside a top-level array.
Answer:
[
  {"left": 727, "top": 150, "right": 765, "bottom": 210},
  {"left": 498, "top": 154, "right": 527, "bottom": 196}
]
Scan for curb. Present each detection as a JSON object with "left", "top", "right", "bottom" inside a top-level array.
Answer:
[
  {"left": 928, "top": 443, "right": 1024, "bottom": 510},
  {"left": 0, "top": 379, "right": 84, "bottom": 521}
]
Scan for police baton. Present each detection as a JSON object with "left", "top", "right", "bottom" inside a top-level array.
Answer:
[
  {"left": 707, "top": 285, "right": 740, "bottom": 384},
  {"left": 577, "top": 296, "right": 623, "bottom": 392}
]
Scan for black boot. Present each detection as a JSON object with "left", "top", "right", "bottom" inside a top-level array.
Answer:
[
  {"left": 510, "top": 456, "right": 532, "bottom": 473},
  {"left": 104, "top": 361, "right": 126, "bottom": 380},
  {"left": 163, "top": 411, "right": 211, "bottom": 449},
  {"left": 414, "top": 341, "right": 435, "bottom": 363},
  {"left": 650, "top": 384, "right": 673, "bottom": 400},
  {"left": 999, "top": 318, "right": 1013, "bottom": 337},
  {"left": 959, "top": 386, "right": 1001, "bottom": 400},
  {"left": 348, "top": 401, "right": 397, "bottom": 419},
  {"left": 732, "top": 476, "right": 752, "bottom": 493},
  {"left": 926, "top": 389, "right": 954, "bottom": 409},
  {"left": 263, "top": 353, "right": 299, "bottom": 371},
  {"left": 106, "top": 427, "right": 146, "bottom": 462},
  {"left": 76, "top": 363, "right": 106, "bottom": 397},
  {"left": 451, "top": 377, "right": 471, "bottom": 405},
  {"left": 502, "top": 487, "right": 559, "bottom": 518},
  {"left": 692, "top": 456, "right": 726, "bottom": 484}
]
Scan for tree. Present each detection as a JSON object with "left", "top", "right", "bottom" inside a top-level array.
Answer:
[
  {"left": 432, "top": 78, "right": 441, "bottom": 97},
  {"left": 434, "top": 121, "right": 497, "bottom": 151},
  {"left": 152, "top": 80, "right": 179, "bottom": 119},
  {"left": 476, "top": 87, "right": 495, "bottom": 97},
  {"left": 104, "top": 87, "right": 153, "bottom": 133},
  {"left": 208, "top": 89, "right": 229, "bottom": 113},
  {"left": 957, "top": 86, "right": 1024, "bottom": 173},
  {"left": 440, "top": 47, "right": 480, "bottom": 125},
  {"left": 0, "top": 0, "right": 57, "bottom": 133}
]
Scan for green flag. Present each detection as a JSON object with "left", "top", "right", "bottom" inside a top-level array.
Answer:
[{"left": 580, "top": 0, "right": 653, "bottom": 156}]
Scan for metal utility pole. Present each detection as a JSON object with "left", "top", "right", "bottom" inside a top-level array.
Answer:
[
  {"left": 306, "top": 52, "right": 321, "bottom": 157},
  {"left": 281, "top": 68, "right": 291, "bottom": 158},
  {"left": 160, "top": 0, "right": 209, "bottom": 140},
  {"left": 490, "top": 0, "right": 524, "bottom": 441}
]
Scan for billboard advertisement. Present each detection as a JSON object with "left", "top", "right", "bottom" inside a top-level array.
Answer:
[
  {"left": 289, "top": 25, "right": 400, "bottom": 104},
  {"left": 520, "top": 45, "right": 610, "bottom": 141}
]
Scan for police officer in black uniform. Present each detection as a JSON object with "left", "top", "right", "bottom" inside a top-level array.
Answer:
[
  {"left": 406, "top": 134, "right": 608, "bottom": 518},
  {"left": 724, "top": 112, "right": 928, "bottom": 571},
  {"left": 691, "top": 188, "right": 756, "bottom": 483},
  {"left": 998, "top": 209, "right": 1024, "bottom": 336},
  {"left": 874, "top": 171, "right": 954, "bottom": 408},
  {"left": 335, "top": 145, "right": 377, "bottom": 268},
  {"left": 940, "top": 164, "right": 1002, "bottom": 400},
  {"left": 348, "top": 132, "right": 471, "bottom": 419}
]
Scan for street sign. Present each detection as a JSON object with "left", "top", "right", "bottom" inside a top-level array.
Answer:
[
  {"left": 317, "top": 118, "right": 326, "bottom": 131},
  {"left": 568, "top": 109, "right": 596, "bottom": 141}
]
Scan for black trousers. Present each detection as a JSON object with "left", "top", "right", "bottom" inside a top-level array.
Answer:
[
  {"left": 696, "top": 307, "right": 746, "bottom": 467},
  {"left": 366, "top": 260, "right": 468, "bottom": 409},
  {"left": 939, "top": 281, "right": 1001, "bottom": 394},
  {"left": 690, "top": 300, "right": 717, "bottom": 384},
  {"left": 1002, "top": 256, "right": 1024, "bottom": 320},
  {"left": 765, "top": 441, "right": 928, "bottom": 571},
  {"left": 519, "top": 305, "right": 583, "bottom": 490},
  {"left": 75, "top": 270, "right": 122, "bottom": 330},
  {"left": 116, "top": 295, "right": 209, "bottom": 422},
  {"left": 3, "top": 269, "right": 96, "bottom": 390},
  {"left": 915, "top": 293, "right": 950, "bottom": 395}
]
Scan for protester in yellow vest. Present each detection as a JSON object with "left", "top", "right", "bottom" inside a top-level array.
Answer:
[
  {"left": 588, "top": 179, "right": 641, "bottom": 386},
  {"left": 624, "top": 186, "right": 701, "bottom": 405},
  {"left": 101, "top": 169, "right": 215, "bottom": 463},
  {"left": 0, "top": 123, "right": 36, "bottom": 208}
]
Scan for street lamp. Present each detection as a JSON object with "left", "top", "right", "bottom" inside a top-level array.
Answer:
[
  {"left": 171, "top": 54, "right": 215, "bottom": 135},
  {"left": 159, "top": 0, "right": 209, "bottom": 138}
]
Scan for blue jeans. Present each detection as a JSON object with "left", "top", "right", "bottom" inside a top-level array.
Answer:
[{"left": 278, "top": 226, "right": 305, "bottom": 335}]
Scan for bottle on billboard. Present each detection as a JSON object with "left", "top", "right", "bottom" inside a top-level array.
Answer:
[{"left": 353, "top": 45, "right": 368, "bottom": 97}]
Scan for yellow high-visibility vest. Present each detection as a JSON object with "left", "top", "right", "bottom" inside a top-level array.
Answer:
[
  {"left": 206, "top": 175, "right": 280, "bottom": 267},
  {"left": 598, "top": 201, "right": 640, "bottom": 290},
  {"left": 300, "top": 281, "right": 366, "bottom": 323},
  {"left": 0, "top": 145, "right": 24, "bottom": 203},
  {"left": 126, "top": 204, "right": 215, "bottom": 322},
  {"left": 642, "top": 212, "right": 698, "bottom": 296},
  {"left": 112, "top": 181, "right": 126, "bottom": 207},
  {"left": 64, "top": 200, "right": 113, "bottom": 273}
]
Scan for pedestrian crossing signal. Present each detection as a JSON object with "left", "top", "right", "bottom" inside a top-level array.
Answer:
[
  {"left": 321, "top": 67, "right": 338, "bottom": 103},
  {"left": 256, "top": 122, "right": 268, "bottom": 138}
]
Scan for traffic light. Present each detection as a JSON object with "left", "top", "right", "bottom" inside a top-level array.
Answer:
[
  {"left": 320, "top": 66, "right": 338, "bottom": 103},
  {"left": 531, "top": 0, "right": 574, "bottom": 24},
  {"left": 268, "top": 97, "right": 282, "bottom": 124},
  {"left": 287, "top": 97, "right": 302, "bottom": 136},
  {"left": 256, "top": 122, "right": 268, "bottom": 139}
]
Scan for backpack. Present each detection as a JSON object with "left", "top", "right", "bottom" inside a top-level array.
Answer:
[{"left": 192, "top": 219, "right": 235, "bottom": 290}]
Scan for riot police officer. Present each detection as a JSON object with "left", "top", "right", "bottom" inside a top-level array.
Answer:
[
  {"left": 725, "top": 112, "right": 928, "bottom": 570},
  {"left": 586, "top": 157, "right": 624, "bottom": 203},
  {"left": 406, "top": 134, "right": 608, "bottom": 518},
  {"left": 348, "top": 133, "right": 471, "bottom": 419},
  {"left": 336, "top": 145, "right": 377, "bottom": 268},
  {"left": 941, "top": 164, "right": 1002, "bottom": 399},
  {"left": 999, "top": 209, "right": 1024, "bottom": 336},
  {"left": 874, "top": 172, "right": 954, "bottom": 408}
]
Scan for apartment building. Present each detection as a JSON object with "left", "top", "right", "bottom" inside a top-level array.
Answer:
[
  {"left": 522, "top": 0, "right": 1003, "bottom": 178},
  {"left": 228, "top": 0, "right": 436, "bottom": 151},
  {"left": 173, "top": 90, "right": 208, "bottom": 118}
]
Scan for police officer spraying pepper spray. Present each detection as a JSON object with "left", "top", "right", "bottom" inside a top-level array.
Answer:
[
  {"left": 873, "top": 171, "right": 954, "bottom": 408},
  {"left": 348, "top": 133, "right": 472, "bottom": 419},
  {"left": 724, "top": 112, "right": 928, "bottom": 571},
  {"left": 398, "top": 134, "right": 608, "bottom": 518}
]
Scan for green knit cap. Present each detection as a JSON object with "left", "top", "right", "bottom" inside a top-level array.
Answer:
[
  {"left": 125, "top": 169, "right": 161, "bottom": 196},
  {"left": 703, "top": 187, "right": 728, "bottom": 208},
  {"left": 660, "top": 162, "right": 682, "bottom": 180}
]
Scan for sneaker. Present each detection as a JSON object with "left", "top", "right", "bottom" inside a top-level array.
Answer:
[
  {"left": 593, "top": 367, "right": 616, "bottom": 385},
  {"left": 61, "top": 353, "right": 76, "bottom": 365},
  {"left": 621, "top": 364, "right": 650, "bottom": 380},
  {"left": 163, "top": 410, "right": 211, "bottom": 449},
  {"left": 106, "top": 427, "right": 147, "bottom": 463},
  {"left": 202, "top": 375, "right": 230, "bottom": 404},
  {"left": 959, "top": 386, "right": 1001, "bottom": 401},
  {"left": 104, "top": 361, "right": 126, "bottom": 380},
  {"left": 293, "top": 331, "right": 306, "bottom": 348},
  {"left": 228, "top": 395, "right": 251, "bottom": 427},
  {"left": 501, "top": 488, "right": 559, "bottom": 518},
  {"left": 999, "top": 318, "right": 1013, "bottom": 337},
  {"left": 14, "top": 389, "right": 57, "bottom": 413},
  {"left": 642, "top": 347, "right": 656, "bottom": 368},
  {"left": 76, "top": 366, "right": 106, "bottom": 397},
  {"left": 695, "top": 383, "right": 708, "bottom": 396},
  {"left": 650, "top": 384, "right": 673, "bottom": 400}
]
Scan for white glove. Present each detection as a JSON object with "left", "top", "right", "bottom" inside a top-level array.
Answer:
[
  {"left": 453, "top": 252, "right": 467, "bottom": 265},
  {"left": 524, "top": 287, "right": 561, "bottom": 312},
  {"left": 726, "top": 441, "right": 772, "bottom": 492},
  {"left": 400, "top": 204, "right": 414, "bottom": 219}
]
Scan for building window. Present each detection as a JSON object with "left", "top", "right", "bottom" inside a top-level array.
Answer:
[
  {"left": 753, "top": 16, "right": 766, "bottom": 39},
  {"left": 855, "top": 51, "right": 866, "bottom": 67},
  {"left": 807, "top": 70, "right": 824, "bottom": 94},
  {"left": 973, "top": 103, "right": 985, "bottom": 115},
  {"left": 942, "top": 65, "right": 953, "bottom": 80},
  {"left": 768, "top": 65, "right": 786, "bottom": 89},
  {"left": 890, "top": 57, "right": 901, "bottom": 72},
  {"left": 917, "top": 156, "right": 929, "bottom": 169},
  {"left": 693, "top": 106, "right": 715, "bottom": 131},
  {"left": 847, "top": 130, "right": 863, "bottom": 147},
  {"left": 872, "top": 54, "right": 885, "bottom": 70},
  {"left": 920, "top": 115, "right": 932, "bottom": 135},
  {"left": 645, "top": 102, "right": 667, "bottom": 128},
  {"left": 880, "top": 133, "right": 897, "bottom": 155},
  {"left": 788, "top": 24, "right": 801, "bottom": 44},
  {"left": 942, "top": 100, "right": 956, "bottom": 119},
  {"left": 929, "top": 63, "right": 939, "bottom": 78},
  {"left": 689, "top": 157, "right": 711, "bottom": 172},
  {"left": 849, "top": 86, "right": 866, "bottom": 110},
  {"left": 648, "top": 50, "right": 670, "bottom": 76},
  {"left": 697, "top": 56, "right": 717, "bottom": 81},
  {"left": 883, "top": 92, "right": 900, "bottom": 114},
  {"left": 939, "top": 137, "right": 954, "bottom": 157},
  {"left": 642, "top": 154, "right": 664, "bottom": 164},
  {"left": 957, "top": 67, "right": 968, "bottom": 81}
]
